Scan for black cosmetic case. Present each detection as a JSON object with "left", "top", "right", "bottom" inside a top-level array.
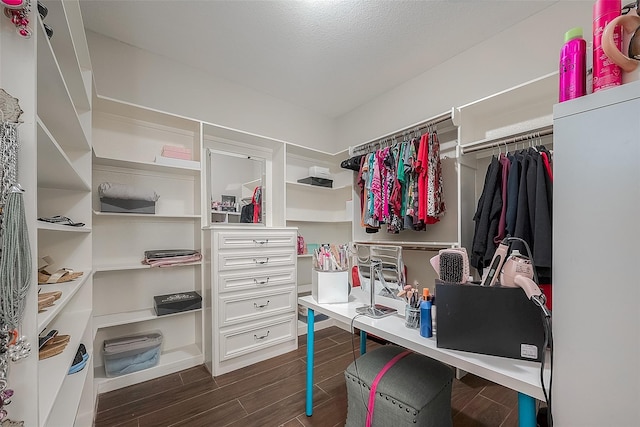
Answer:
[{"left": 153, "top": 291, "right": 202, "bottom": 316}]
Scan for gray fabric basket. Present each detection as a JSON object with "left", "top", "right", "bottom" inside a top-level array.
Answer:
[{"left": 345, "top": 345, "right": 453, "bottom": 427}]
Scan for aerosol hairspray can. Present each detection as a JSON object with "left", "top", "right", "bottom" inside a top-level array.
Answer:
[{"left": 593, "top": 0, "right": 622, "bottom": 92}]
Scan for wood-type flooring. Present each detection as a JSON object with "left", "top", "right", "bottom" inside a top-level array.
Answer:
[{"left": 95, "top": 326, "right": 524, "bottom": 427}]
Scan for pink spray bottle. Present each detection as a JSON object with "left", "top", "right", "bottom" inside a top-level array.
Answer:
[{"left": 559, "top": 27, "right": 587, "bottom": 102}]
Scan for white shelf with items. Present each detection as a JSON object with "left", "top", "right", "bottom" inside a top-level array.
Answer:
[
  {"left": 91, "top": 96, "right": 204, "bottom": 395},
  {"left": 37, "top": 272, "right": 92, "bottom": 333},
  {"left": 211, "top": 210, "right": 242, "bottom": 224}
]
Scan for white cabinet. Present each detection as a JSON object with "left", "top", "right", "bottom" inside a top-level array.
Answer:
[
  {"left": 210, "top": 227, "right": 297, "bottom": 375},
  {"left": 91, "top": 97, "right": 204, "bottom": 393},
  {"left": 552, "top": 81, "right": 640, "bottom": 426}
]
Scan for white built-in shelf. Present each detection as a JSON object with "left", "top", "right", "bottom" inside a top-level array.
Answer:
[
  {"left": 286, "top": 181, "right": 351, "bottom": 191},
  {"left": 297, "top": 254, "right": 313, "bottom": 259},
  {"left": 38, "top": 308, "right": 92, "bottom": 425},
  {"left": 92, "top": 210, "right": 201, "bottom": 219},
  {"left": 37, "top": 221, "right": 91, "bottom": 233},
  {"left": 45, "top": 352, "right": 92, "bottom": 427},
  {"left": 93, "top": 154, "right": 200, "bottom": 175},
  {"left": 286, "top": 216, "right": 351, "bottom": 223},
  {"left": 94, "top": 344, "right": 202, "bottom": 394},
  {"left": 93, "top": 308, "right": 203, "bottom": 333},
  {"left": 37, "top": 119, "right": 90, "bottom": 191},
  {"left": 38, "top": 271, "right": 91, "bottom": 333},
  {"left": 42, "top": 1, "right": 90, "bottom": 113},
  {"left": 354, "top": 240, "right": 458, "bottom": 250},
  {"left": 94, "top": 261, "right": 202, "bottom": 273},
  {"left": 36, "top": 21, "right": 89, "bottom": 153}
]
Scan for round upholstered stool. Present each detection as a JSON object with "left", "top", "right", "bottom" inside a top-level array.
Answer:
[{"left": 344, "top": 345, "right": 453, "bottom": 427}]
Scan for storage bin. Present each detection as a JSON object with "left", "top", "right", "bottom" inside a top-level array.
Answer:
[
  {"left": 103, "top": 330, "right": 163, "bottom": 377},
  {"left": 100, "top": 197, "right": 156, "bottom": 214}
]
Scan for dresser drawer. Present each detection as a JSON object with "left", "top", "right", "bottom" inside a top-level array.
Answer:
[
  {"left": 219, "top": 314, "right": 296, "bottom": 361},
  {"left": 217, "top": 231, "right": 296, "bottom": 250},
  {"left": 217, "top": 248, "right": 296, "bottom": 271},
  {"left": 218, "top": 267, "right": 295, "bottom": 293},
  {"left": 219, "top": 287, "right": 295, "bottom": 326}
]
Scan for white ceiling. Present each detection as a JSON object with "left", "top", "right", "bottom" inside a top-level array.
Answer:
[{"left": 80, "top": 0, "right": 557, "bottom": 118}]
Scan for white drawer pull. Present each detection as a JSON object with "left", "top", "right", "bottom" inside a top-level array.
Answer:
[
  {"left": 254, "top": 331, "right": 270, "bottom": 340},
  {"left": 253, "top": 300, "right": 270, "bottom": 309},
  {"left": 253, "top": 239, "right": 269, "bottom": 245},
  {"left": 253, "top": 277, "right": 270, "bottom": 285},
  {"left": 253, "top": 257, "right": 269, "bottom": 265}
]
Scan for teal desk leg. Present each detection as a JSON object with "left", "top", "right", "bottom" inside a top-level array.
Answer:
[
  {"left": 360, "top": 330, "right": 366, "bottom": 355},
  {"left": 518, "top": 392, "right": 536, "bottom": 427},
  {"left": 305, "top": 308, "right": 315, "bottom": 416}
]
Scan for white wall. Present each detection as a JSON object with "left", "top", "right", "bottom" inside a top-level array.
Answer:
[
  {"left": 86, "top": 30, "right": 336, "bottom": 151},
  {"left": 335, "top": 1, "right": 593, "bottom": 151}
]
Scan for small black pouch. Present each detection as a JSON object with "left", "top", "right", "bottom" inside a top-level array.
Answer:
[{"left": 340, "top": 155, "right": 364, "bottom": 171}]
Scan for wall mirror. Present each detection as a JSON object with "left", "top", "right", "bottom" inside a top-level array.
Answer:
[{"left": 207, "top": 148, "right": 265, "bottom": 225}]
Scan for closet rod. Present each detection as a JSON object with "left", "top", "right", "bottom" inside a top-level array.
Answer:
[
  {"left": 460, "top": 126, "right": 553, "bottom": 155},
  {"left": 349, "top": 110, "right": 453, "bottom": 156}
]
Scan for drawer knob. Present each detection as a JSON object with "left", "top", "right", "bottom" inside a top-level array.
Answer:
[
  {"left": 253, "top": 257, "right": 269, "bottom": 265},
  {"left": 253, "top": 277, "right": 270, "bottom": 285},
  {"left": 253, "top": 239, "right": 269, "bottom": 245},
  {"left": 254, "top": 331, "right": 270, "bottom": 340},
  {"left": 254, "top": 300, "right": 270, "bottom": 309}
]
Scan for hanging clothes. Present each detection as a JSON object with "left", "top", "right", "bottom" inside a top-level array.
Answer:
[
  {"left": 471, "top": 146, "right": 553, "bottom": 280},
  {"left": 352, "top": 130, "right": 446, "bottom": 234}
]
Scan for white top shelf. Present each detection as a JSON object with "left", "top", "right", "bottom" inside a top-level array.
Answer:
[
  {"left": 93, "top": 154, "right": 200, "bottom": 175},
  {"left": 353, "top": 240, "right": 458, "bottom": 250},
  {"left": 286, "top": 181, "right": 351, "bottom": 191}
]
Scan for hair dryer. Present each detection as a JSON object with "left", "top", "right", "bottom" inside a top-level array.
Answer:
[{"left": 486, "top": 238, "right": 551, "bottom": 318}]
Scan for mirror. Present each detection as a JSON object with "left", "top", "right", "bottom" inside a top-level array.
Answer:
[{"left": 208, "top": 149, "right": 265, "bottom": 225}]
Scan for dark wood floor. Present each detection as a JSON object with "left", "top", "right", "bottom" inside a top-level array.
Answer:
[{"left": 94, "top": 326, "right": 523, "bottom": 427}]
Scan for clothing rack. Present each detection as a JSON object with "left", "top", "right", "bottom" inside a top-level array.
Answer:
[
  {"left": 349, "top": 110, "right": 453, "bottom": 156},
  {"left": 461, "top": 126, "right": 553, "bottom": 155}
]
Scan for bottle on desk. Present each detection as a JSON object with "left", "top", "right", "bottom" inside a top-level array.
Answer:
[{"left": 420, "top": 289, "right": 433, "bottom": 338}]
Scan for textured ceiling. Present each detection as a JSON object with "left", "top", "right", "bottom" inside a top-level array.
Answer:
[{"left": 80, "top": 0, "right": 556, "bottom": 118}]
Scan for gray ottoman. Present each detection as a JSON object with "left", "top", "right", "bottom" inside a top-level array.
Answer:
[{"left": 345, "top": 345, "right": 453, "bottom": 427}]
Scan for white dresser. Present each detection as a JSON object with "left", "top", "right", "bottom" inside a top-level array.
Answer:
[{"left": 210, "top": 226, "right": 298, "bottom": 375}]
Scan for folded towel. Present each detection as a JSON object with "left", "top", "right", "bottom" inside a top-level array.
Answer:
[
  {"left": 144, "top": 249, "right": 198, "bottom": 259},
  {"left": 98, "top": 182, "right": 160, "bottom": 202}
]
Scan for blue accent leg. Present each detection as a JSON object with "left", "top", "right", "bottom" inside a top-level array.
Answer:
[
  {"left": 518, "top": 393, "right": 536, "bottom": 427},
  {"left": 360, "top": 329, "right": 366, "bottom": 355},
  {"left": 305, "top": 308, "right": 315, "bottom": 416}
]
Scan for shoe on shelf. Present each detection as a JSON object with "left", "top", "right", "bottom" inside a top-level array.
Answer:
[
  {"left": 68, "top": 344, "right": 88, "bottom": 374},
  {"left": 39, "top": 335, "right": 70, "bottom": 360},
  {"left": 37, "top": 293, "right": 56, "bottom": 312},
  {"left": 38, "top": 256, "right": 83, "bottom": 285},
  {"left": 37, "top": 215, "right": 84, "bottom": 227}
]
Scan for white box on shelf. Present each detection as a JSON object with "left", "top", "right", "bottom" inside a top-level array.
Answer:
[
  {"left": 308, "top": 166, "right": 331, "bottom": 179},
  {"left": 312, "top": 269, "right": 349, "bottom": 303}
]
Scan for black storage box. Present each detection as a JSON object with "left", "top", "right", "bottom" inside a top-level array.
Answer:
[
  {"left": 297, "top": 177, "right": 333, "bottom": 188},
  {"left": 153, "top": 291, "right": 202, "bottom": 316},
  {"left": 435, "top": 281, "right": 545, "bottom": 361},
  {"left": 100, "top": 197, "right": 156, "bottom": 214}
]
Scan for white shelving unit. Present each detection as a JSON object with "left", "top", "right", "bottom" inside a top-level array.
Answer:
[
  {"left": 3, "top": 1, "right": 95, "bottom": 425},
  {"left": 91, "top": 96, "right": 205, "bottom": 394},
  {"left": 284, "top": 145, "right": 353, "bottom": 334}
]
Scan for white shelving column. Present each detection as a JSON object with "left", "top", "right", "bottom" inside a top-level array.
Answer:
[{"left": 91, "top": 97, "right": 204, "bottom": 394}]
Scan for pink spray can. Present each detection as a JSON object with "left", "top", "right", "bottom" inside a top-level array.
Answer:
[
  {"left": 559, "top": 27, "right": 587, "bottom": 102},
  {"left": 593, "top": 0, "right": 622, "bottom": 92}
]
